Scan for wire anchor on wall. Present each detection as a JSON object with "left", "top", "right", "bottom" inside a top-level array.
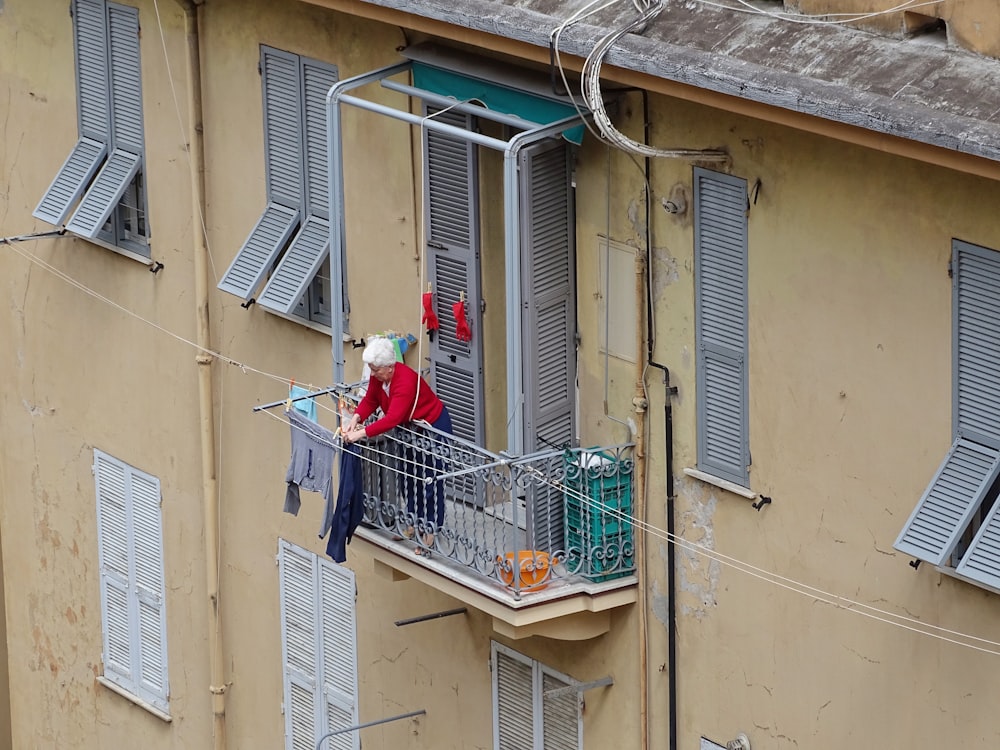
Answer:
[
  {"left": 394, "top": 607, "right": 467, "bottom": 627},
  {"left": 751, "top": 495, "right": 771, "bottom": 511}
]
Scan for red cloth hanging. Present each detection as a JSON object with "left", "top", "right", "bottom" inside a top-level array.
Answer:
[
  {"left": 421, "top": 292, "right": 440, "bottom": 335},
  {"left": 452, "top": 299, "right": 472, "bottom": 342}
]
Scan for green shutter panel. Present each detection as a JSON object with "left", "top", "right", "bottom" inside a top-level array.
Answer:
[
  {"left": 107, "top": 4, "right": 143, "bottom": 154},
  {"left": 34, "top": 138, "right": 108, "bottom": 225},
  {"left": 894, "top": 437, "right": 1000, "bottom": 564},
  {"left": 65, "top": 149, "right": 140, "bottom": 236},
  {"left": 694, "top": 168, "right": 749, "bottom": 486},
  {"left": 541, "top": 670, "right": 581, "bottom": 750},
  {"left": 258, "top": 217, "right": 330, "bottom": 314},
  {"left": 128, "top": 467, "right": 168, "bottom": 710},
  {"left": 424, "top": 107, "right": 485, "bottom": 445},
  {"left": 261, "top": 47, "right": 303, "bottom": 209},
  {"left": 953, "top": 240, "right": 1000, "bottom": 449},
  {"left": 318, "top": 561, "right": 359, "bottom": 750},
  {"left": 494, "top": 646, "right": 536, "bottom": 750},
  {"left": 95, "top": 451, "right": 135, "bottom": 689},
  {"left": 74, "top": 0, "right": 110, "bottom": 140},
  {"left": 302, "top": 61, "right": 338, "bottom": 219},
  {"left": 279, "top": 541, "right": 320, "bottom": 750}
]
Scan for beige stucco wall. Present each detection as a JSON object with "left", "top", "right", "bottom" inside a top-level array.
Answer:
[{"left": 4, "top": 0, "right": 1000, "bottom": 749}]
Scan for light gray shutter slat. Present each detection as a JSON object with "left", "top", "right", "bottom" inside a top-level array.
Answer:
[
  {"left": 261, "top": 47, "right": 303, "bottom": 209},
  {"left": 65, "top": 149, "right": 140, "bottom": 237},
  {"left": 424, "top": 107, "right": 485, "bottom": 445},
  {"left": 953, "top": 240, "right": 1000, "bottom": 448},
  {"left": 129, "top": 468, "right": 168, "bottom": 708},
  {"left": 894, "top": 437, "right": 1000, "bottom": 564},
  {"left": 694, "top": 168, "right": 749, "bottom": 486},
  {"left": 73, "top": 0, "right": 110, "bottom": 140},
  {"left": 494, "top": 646, "right": 535, "bottom": 750},
  {"left": 957, "top": 499, "right": 1000, "bottom": 589},
  {"left": 95, "top": 451, "right": 134, "bottom": 688},
  {"left": 258, "top": 217, "right": 330, "bottom": 314},
  {"left": 107, "top": 4, "right": 143, "bottom": 154},
  {"left": 218, "top": 203, "right": 299, "bottom": 301},
  {"left": 33, "top": 137, "right": 107, "bottom": 225},
  {"left": 541, "top": 670, "right": 581, "bottom": 750},
  {"left": 279, "top": 541, "right": 319, "bottom": 750},
  {"left": 318, "top": 561, "right": 359, "bottom": 750},
  {"left": 302, "top": 61, "right": 338, "bottom": 219}
]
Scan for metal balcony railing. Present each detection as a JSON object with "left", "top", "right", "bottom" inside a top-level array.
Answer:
[{"left": 349, "top": 416, "right": 635, "bottom": 597}]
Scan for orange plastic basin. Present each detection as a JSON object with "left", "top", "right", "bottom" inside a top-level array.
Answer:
[{"left": 497, "top": 551, "right": 550, "bottom": 592}]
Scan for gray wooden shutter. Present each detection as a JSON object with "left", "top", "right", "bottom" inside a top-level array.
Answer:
[
  {"left": 128, "top": 466, "right": 169, "bottom": 709},
  {"left": 953, "top": 240, "right": 1000, "bottom": 449},
  {"left": 95, "top": 451, "right": 135, "bottom": 690},
  {"left": 424, "top": 107, "right": 485, "bottom": 445},
  {"left": 107, "top": 3, "right": 143, "bottom": 155},
  {"left": 694, "top": 168, "right": 749, "bottom": 486},
  {"left": 541, "top": 670, "right": 581, "bottom": 750},
  {"left": 218, "top": 203, "right": 299, "bottom": 300},
  {"left": 493, "top": 645, "right": 535, "bottom": 750},
  {"left": 302, "top": 61, "right": 338, "bottom": 220},
  {"left": 956, "top": 500, "right": 1000, "bottom": 589},
  {"left": 279, "top": 540, "right": 320, "bottom": 750},
  {"left": 65, "top": 149, "right": 141, "bottom": 236},
  {"left": 318, "top": 561, "right": 359, "bottom": 750},
  {"left": 258, "top": 217, "right": 330, "bottom": 314},
  {"left": 33, "top": 0, "right": 110, "bottom": 225},
  {"left": 894, "top": 437, "right": 1000, "bottom": 564}
]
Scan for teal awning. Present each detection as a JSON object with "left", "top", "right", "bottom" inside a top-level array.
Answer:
[{"left": 412, "top": 63, "right": 586, "bottom": 145}]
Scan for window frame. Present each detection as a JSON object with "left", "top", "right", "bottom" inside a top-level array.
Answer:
[{"left": 93, "top": 449, "right": 169, "bottom": 716}]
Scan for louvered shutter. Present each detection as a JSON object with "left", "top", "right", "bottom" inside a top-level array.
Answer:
[
  {"left": 34, "top": 0, "right": 110, "bottom": 225},
  {"left": 694, "top": 168, "right": 749, "bottom": 486},
  {"left": 279, "top": 540, "right": 320, "bottom": 750},
  {"left": 95, "top": 452, "right": 135, "bottom": 688},
  {"left": 957, "top": 500, "right": 1000, "bottom": 589},
  {"left": 318, "top": 561, "right": 359, "bottom": 750},
  {"left": 494, "top": 646, "right": 536, "bottom": 750},
  {"left": 218, "top": 203, "right": 299, "bottom": 300},
  {"left": 302, "top": 61, "right": 338, "bottom": 220},
  {"left": 953, "top": 240, "right": 1000, "bottom": 448},
  {"left": 106, "top": 4, "right": 143, "bottom": 154},
  {"left": 129, "top": 468, "right": 169, "bottom": 709},
  {"left": 257, "top": 215, "right": 330, "bottom": 314},
  {"left": 65, "top": 149, "right": 141, "bottom": 236},
  {"left": 424, "top": 107, "right": 486, "bottom": 445},
  {"left": 894, "top": 438, "right": 1000, "bottom": 564},
  {"left": 541, "top": 670, "right": 581, "bottom": 750},
  {"left": 261, "top": 47, "right": 303, "bottom": 209}
]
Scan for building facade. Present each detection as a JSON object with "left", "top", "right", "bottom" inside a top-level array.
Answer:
[{"left": 2, "top": 0, "right": 1000, "bottom": 749}]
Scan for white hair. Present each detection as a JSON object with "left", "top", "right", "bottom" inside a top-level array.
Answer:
[{"left": 362, "top": 337, "right": 397, "bottom": 368}]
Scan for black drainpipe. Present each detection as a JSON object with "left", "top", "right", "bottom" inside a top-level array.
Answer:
[{"left": 642, "top": 90, "right": 678, "bottom": 750}]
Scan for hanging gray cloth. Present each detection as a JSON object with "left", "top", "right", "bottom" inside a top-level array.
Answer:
[{"left": 284, "top": 408, "right": 337, "bottom": 538}]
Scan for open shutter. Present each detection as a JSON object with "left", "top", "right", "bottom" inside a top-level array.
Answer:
[
  {"left": 494, "top": 645, "right": 536, "bottom": 750},
  {"left": 541, "top": 670, "right": 581, "bottom": 750},
  {"left": 694, "top": 168, "right": 749, "bottom": 486},
  {"left": 302, "top": 61, "right": 339, "bottom": 219},
  {"left": 95, "top": 451, "right": 135, "bottom": 688},
  {"left": 261, "top": 47, "right": 303, "bottom": 209},
  {"left": 318, "top": 561, "right": 359, "bottom": 750},
  {"left": 258, "top": 217, "right": 330, "bottom": 314},
  {"left": 129, "top": 467, "right": 168, "bottom": 709},
  {"left": 520, "top": 140, "right": 576, "bottom": 452},
  {"left": 957, "top": 501, "right": 1000, "bottom": 589},
  {"left": 107, "top": 4, "right": 143, "bottom": 155},
  {"left": 280, "top": 541, "right": 320, "bottom": 750},
  {"left": 34, "top": 0, "right": 109, "bottom": 225},
  {"left": 424, "top": 107, "right": 485, "bottom": 445},
  {"left": 65, "top": 149, "right": 140, "bottom": 236},
  {"left": 218, "top": 203, "right": 299, "bottom": 300},
  {"left": 894, "top": 437, "right": 1000, "bottom": 564}
]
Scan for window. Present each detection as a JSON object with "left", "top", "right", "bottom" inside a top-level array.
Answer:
[
  {"left": 278, "top": 540, "right": 359, "bottom": 750},
  {"left": 492, "top": 642, "right": 581, "bottom": 750},
  {"left": 694, "top": 167, "right": 749, "bottom": 487},
  {"left": 218, "top": 47, "right": 338, "bottom": 326},
  {"left": 895, "top": 240, "right": 1000, "bottom": 592},
  {"left": 34, "top": 0, "right": 149, "bottom": 255},
  {"left": 93, "top": 450, "right": 168, "bottom": 715}
]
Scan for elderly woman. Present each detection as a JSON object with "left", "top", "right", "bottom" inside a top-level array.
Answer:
[{"left": 343, "top": 337, "right": 453, "bottom": 555}]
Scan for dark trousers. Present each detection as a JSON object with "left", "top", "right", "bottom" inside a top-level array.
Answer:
[{"left": 404, "top": 406, "right": 453, "bottom": 529}]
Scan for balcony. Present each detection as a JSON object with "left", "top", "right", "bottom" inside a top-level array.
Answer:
[{"left": 348, "top": 419, "right": 638, "bottom": 640}]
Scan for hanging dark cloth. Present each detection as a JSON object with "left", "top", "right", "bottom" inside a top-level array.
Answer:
[{"left": 325, "top": 443, "right": 365, "bottom": 563}]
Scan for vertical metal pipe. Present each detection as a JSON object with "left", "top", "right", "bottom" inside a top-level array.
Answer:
[
  {"left": 174, "top": 1, "right": 227, "bottom": 747},
  {"left": 633, "top": 242, "right": 650, "bottom": 750}
]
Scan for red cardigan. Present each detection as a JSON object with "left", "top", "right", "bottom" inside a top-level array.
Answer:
[{"left": 355, "top": 363, "right": 445, "bottom": 438}]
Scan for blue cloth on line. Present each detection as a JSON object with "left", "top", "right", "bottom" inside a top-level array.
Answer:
[
  {"left": 326, "top": 443, "right": 365, "bottom": 563},
  {"left": 289, "top": 385, "right": 317, "bottom": 421}
]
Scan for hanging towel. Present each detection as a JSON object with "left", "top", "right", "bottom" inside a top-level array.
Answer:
[
  {"left": 289, "top": 384, "right": 317, "bottom": 422},
  {"left": 284, "top": 409, "right": 337, "bottom": 538},
  {"left": 325, "top": 443, "right": 365, "bottom": 563}
]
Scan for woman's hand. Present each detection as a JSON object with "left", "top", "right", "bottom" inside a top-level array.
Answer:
[{"left": 343, "top": 427, "right": 366, "bottom": 444}]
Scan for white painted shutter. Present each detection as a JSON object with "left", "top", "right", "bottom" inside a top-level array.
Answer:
[
  {"left": 694, "top": 168, "right": 749, "bottom": 486},
  {"left": 318, "top": 561, "right": 359, "bottom": 750},
  {"left": 894, "top": 437, "right": 1000, "bottom": 565},
  {"left": 494, "top": 645, "right": 535, "bottom": 750},
  {"left": 424, "top": 106, "right": 485, "bottom": 445},
  {"left": 95, "top": 452, "right": 135, "bottom": 688},
  {"left": 65, "top": 149, "right": 140, "bottom": 237},
  {"left": 541, "top": 670, "right": 581, "bottom": 750},
  {"left": 258, "top": 216, "right": 330, "bottom": 314},
  {"left": 129, "top": 468, "right": 168, "bottom": 708},
  {"left": 280, "top": 541, "right": 319, "bottom": 750}
]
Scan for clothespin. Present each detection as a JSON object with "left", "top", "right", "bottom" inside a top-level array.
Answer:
[
  {"left": 460, "top": 290, "right": 466, "bottom": 302},
  {"left": 285, "top": 379, "right": 295, "bottom": 412},
  {"left": 427, "top": 282, "right": 432, "bottom": 293}
]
